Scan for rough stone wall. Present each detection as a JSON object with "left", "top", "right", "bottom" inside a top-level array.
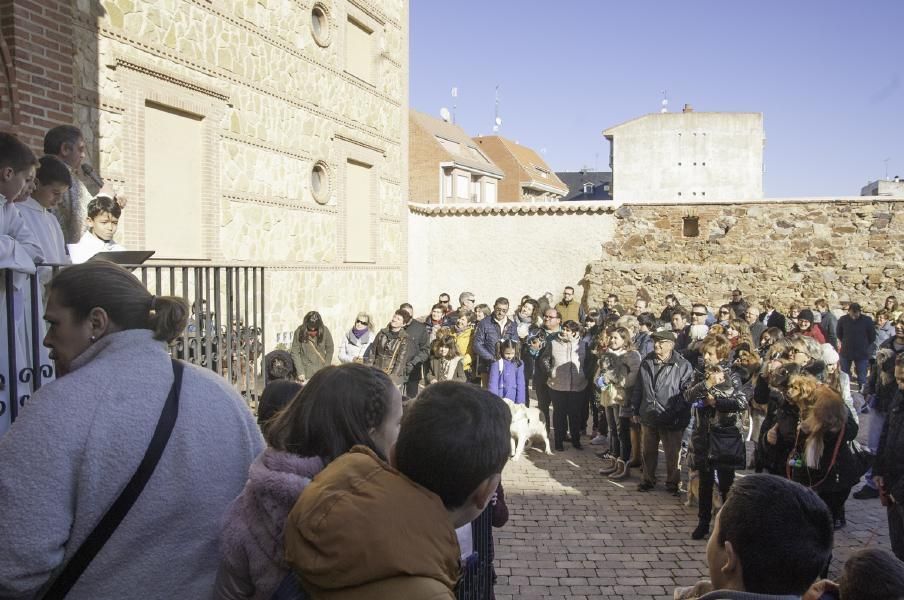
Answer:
[
  {"left": 71, "top": 0, "right": 408, "bottom": 346},
  {"left": 587, "top": 199, "right": 904, "bottom": 312}
]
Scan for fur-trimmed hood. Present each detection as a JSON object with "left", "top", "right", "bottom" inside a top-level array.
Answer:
[{"left": 218, "top": 448, "right": 325, "bottom": 599}]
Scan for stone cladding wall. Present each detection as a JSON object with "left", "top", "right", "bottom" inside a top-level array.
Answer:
[{"left": 587, "top": 199, "right": 904, "bottom": 312}]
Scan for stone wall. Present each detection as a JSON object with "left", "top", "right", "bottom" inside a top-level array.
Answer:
[
  {"left": 407, "top": 198, "right": 904, "bottom": 317},
  {"left": 70, "top": 0, "right": 409, "bottom": 346}
]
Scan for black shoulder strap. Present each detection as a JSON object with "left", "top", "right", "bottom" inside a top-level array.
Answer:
[{"left": 43, "top": 359, "right": 184, "bottom": 600}]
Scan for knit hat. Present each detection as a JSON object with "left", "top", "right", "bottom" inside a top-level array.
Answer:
[
  {"left": 797, "top": 309, "right": 815, "bottom": 323},
  {"left": 821, "top": 343, "right": 839, "bottom": 365}
]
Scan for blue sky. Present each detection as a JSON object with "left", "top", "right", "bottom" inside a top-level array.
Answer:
[{"left": 410, "top": 0, "right": 904, "bottom": 197}]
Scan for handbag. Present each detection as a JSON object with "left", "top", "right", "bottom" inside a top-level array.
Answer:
[
  {"left": 41, "top": 360, "right": 184, "bottom": 599},
  {"left": 707, "top": 425, "right": 746, "bottom": 469},
  {"left": 840, "top": 439, "right": 873, "bottom": 488}
]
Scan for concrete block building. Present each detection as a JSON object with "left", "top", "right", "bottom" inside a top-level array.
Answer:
[{"left": 603, "top": 107, "right": 765, "bottom": 203}]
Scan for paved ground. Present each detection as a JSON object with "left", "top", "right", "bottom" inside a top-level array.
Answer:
[{"left": 494, "top": 410, "right": 891, "bottom": 600}]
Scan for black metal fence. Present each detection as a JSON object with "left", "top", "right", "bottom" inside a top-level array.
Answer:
[{"left": 2, "top": 263, "right": 266, "bottom": 433}]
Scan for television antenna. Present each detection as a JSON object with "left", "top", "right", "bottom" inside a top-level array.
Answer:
[
  {"left": 661, "top": 90, "right": 669, "bottom": 113},
  {"left": 450, "top": 86, "right": 458, "bottom": 124},
  {"left": 884, "top": 157, "right": 891, "bottom": 180},
  {"left": 493, "top": 85, "right": 502, "bottom": 132}
]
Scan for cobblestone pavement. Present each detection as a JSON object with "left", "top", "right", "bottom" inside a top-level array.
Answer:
[{"left": 494, "top": 410, "right": 891, "bottom": 600}]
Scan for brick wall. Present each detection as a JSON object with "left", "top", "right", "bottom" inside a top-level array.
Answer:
[
  {"left": 475, "top": 137, "right": 522, "bottom": 202},
  {"left": 408, "top": 113, "right": 446, "bottom": 203},
  {"left": 0, "top": 0, "right": 75, "bottom": 149}
]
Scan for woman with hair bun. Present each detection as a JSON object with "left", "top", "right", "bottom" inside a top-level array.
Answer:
[{"left": 0, "top": 261, "right": 264, "bottom": 598}]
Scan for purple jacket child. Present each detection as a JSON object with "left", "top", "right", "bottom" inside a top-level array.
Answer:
[{"left": 488, "top": 358, "right": 526, "bottom": 404}]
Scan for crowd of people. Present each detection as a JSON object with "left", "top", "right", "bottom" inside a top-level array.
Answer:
[{"left": 2, "top": 125, "right": 903, "bottom": 598}]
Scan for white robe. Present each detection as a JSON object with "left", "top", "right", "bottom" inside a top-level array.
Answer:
[
  {"left": 15, "top": 197, "right": 61, "bottom": 389},
  {"left": 68, "top": 232, "right": 126, "bottom": 264},
  {"left": 0, "top": 195, "right": 43, "bottom": 436}
]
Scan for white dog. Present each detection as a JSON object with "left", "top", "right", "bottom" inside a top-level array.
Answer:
[{"left": 504, "top": 399, "right": 553, "bottom": 461}]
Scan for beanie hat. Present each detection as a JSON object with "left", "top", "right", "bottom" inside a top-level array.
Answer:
[{"left": 797, "top": 309, "right": 815, "bottom": 323}]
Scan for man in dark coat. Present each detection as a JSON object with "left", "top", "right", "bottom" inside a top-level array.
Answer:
[
  {"left": 399, "top": 303, "right": 429, "bottom": 399},
  {"left": 758, "top": 298, "right": 787, "bottom": 334},
  {"left": 815, "top": 299, "right": 839, "bottom": 348},
  {"left": 473, "top": 297, "right": 517, "bottom": 386},
  {"left": 728, "top": 289, "right": 749, "bottom": 321},
  {"left": 837, "top": 302, "right": 876, "bottom": 391},
  {"left": 874, "top": 357, "right": 904, "bottom": 561},
  {"left": 631, "top": 330, "right": 694, "bottom": 494}
]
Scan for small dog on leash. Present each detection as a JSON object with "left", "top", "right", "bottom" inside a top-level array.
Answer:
[{"left": 504, "top": 398, "right": 553, "bottom": 461}]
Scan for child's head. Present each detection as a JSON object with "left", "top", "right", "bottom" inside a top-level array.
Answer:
[
  {"left": 431, "top": 335, "right": 457, "bottom": 359},
  {"left": 43, "top": 125, "right": 85, "bottom": 170},
  {"left": 266, "top": 363, "right": 403, "bottom": 462},
  {"left": 496, "top": 338, "right": 520, "bottom": 363},
  {"left": 85, "top": 196, "right": 122, "bottom": 241},
  {"left": 474, "top": 303, "right": 490, "bottom": 321},
  {"left": 257, "top": 379, "right": 303, "bottom": 433},
  {"left": 393, "top": 381, "right": 511, "bottom": 527},
  {"left": 33, "top": 155, "right": 72, "bottom": 209},
  {"left": 839, "top": 547, "right": 904, "bottom": 600},
  {"left": 0, "top": 132, "right": 38, "bottom": 201},
  {"left": 430, "top": 303, "right": 445, "bottom": 323}
]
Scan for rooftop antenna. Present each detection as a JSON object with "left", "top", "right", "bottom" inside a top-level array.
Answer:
[
  {"left": 450, "top": 86, "right": 458, "bottom": 124},
  {"left": 660, "top": 90, "right": 669, "bottom": 114},
  {"left": 493, "top": 85, "right": 502, "bottom": 133},
  {"left": 884, "top": 157, "right": 891, "bottom": 180}
]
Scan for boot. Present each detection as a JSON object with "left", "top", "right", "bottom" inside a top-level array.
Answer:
[
  {"left": 692, "top": 517, "right": 710, "bottom": 540},
  {"left": 628, "top": 427, "right": 643, "bottom": 468},
  {"left": 609, "top": 459, "right": 630, "bottom": 480}
]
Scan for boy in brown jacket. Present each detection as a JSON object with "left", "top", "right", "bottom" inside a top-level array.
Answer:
[{"left": 285, "top": 381, "right": 511, "bottom": 599}]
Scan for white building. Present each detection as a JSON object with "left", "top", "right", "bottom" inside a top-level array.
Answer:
[
  {"left": 602, "top": 107, "right": 765, "bottom": 203},
  {"left": 861, "top": 177, "right": 904, "bottom": 197}
]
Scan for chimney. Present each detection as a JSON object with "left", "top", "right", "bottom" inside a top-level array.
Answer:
[{"left": 683, "top": 103, "right": 694, "bottom": 113}]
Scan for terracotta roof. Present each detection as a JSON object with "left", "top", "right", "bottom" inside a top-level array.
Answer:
[
  {"left": 474, "top": 136, "right": 568, "bottom": 195},
  {"left": 410, "top": 110, "right": 504, "bottom": 177}
]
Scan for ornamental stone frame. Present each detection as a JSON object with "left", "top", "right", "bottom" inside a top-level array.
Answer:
[{"left": 114, "top": 58, "right": 226, "bottom": 259}]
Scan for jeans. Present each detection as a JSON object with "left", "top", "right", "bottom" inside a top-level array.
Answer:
[
  {"left": 617, "top": 416, "right": 632, "bottom": 462},
  {"left": 604, "top": 406, "right": 620, "bottom": 454},
  {"left": 641, "top": 425, "right": 684, "bottom": 488},
  {"left": 549, "top": 388, "right": 584, "bottom": 448},
  {"left": 698, "top": 467, "right": 735, "bottom": 523},
  {"left": 863, "top": 410, "right": 887, "bottom": 489},
  {"left": 840, "top": 356, "right": 869, "bottom": 389}
]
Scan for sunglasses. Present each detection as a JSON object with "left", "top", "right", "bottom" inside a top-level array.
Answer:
[
  {"left": 692, "top": 312, "right": 706, "bottom": 317},
  {"left": 356, "top": 319, "right": 368, "bottom": 325}
]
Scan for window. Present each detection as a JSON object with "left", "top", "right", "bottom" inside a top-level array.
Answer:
[
  {"left": 534, "top": 166, "right": 549, "bottom": 179},
  {"left": 436, "top": 136, "right": 460, "bottom": 154},
  {"left": 311, "top": 161, "right": 330, "bottom": 204},
  {"left": 443, "top": 172, "right": 452, "bottom": 198},
  {"left": 683, "top": 216, "right": 700, "bottom": 238},
  {"left": 582, "top": 182, "right": 593, "bottom": 195},
  {"left": 485, "top": 180, "right": 497, "bottom": 204},
  {"left": 345, "top": 17, "right": 373, "bottom": 83},
  {"left": 311, "top": 3, "right": 331, "bottom": 47},
  {"left": 455, "top": 174, "right": 469, "bottom": 199}
]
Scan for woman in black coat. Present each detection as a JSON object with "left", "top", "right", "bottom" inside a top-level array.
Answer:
[{"left": 685, "top": 334, "right": 749, "bottom": 540}]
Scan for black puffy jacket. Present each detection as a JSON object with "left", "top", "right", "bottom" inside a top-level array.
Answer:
[
  {"left": 631, "top": 351, "right": 694, "bottom": 430},
  {"left": 686, "top": 363, "right": 748, "bottom": 471}
]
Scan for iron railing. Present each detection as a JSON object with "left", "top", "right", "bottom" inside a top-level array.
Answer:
[{"left": 2, "top": 263, "right": 266, "bottom": 435}]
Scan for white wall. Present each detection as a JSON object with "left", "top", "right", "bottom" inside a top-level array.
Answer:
[
  {"left": 407, "top": 203, "right": 617, "bottom": 313},
  {"left": 608, "top": 112, "right": 764, "bottom": 203}
]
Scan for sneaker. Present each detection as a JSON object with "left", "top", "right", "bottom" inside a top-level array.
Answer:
[
  {"left": 609, "top": 460, "right": 630, "bottom": 480},
  {"left": 590, "top": 434, "right": 608, "bottom": 446},
  {"left": 637, "top": 481, "right": 655, "bottom": 492},
  {"left": 853, "top": 486, "right": 880, "bottom": 500}
]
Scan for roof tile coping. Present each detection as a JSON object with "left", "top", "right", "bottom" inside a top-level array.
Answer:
[{"left": 408, "top": 196, "right": 904, "bottom": 216}]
